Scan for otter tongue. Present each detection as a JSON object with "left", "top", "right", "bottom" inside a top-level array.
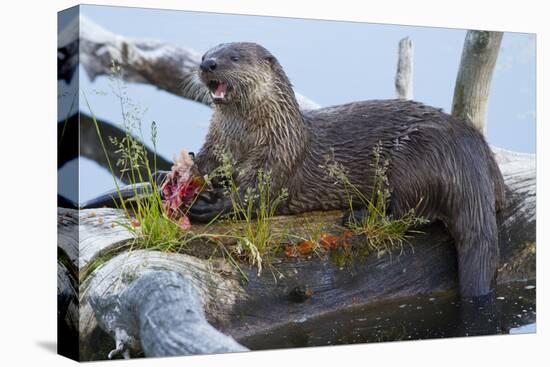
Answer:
[{"left": 214, "top": 82, "right": 228, "bottom": 98}]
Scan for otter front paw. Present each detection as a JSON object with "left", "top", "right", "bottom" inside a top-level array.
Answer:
[{"left": 188, "top": 191, "right": 233, "bottom": 223}]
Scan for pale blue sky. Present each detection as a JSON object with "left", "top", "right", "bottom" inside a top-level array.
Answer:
[{"left": 58, "top": 5, "right": 536, "bottom": 204}]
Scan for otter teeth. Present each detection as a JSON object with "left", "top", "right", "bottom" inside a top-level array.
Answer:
[
  {"left": 212, "top": 82, "right": 228, "bottom": 99},
  {"left": 211, "top": 91, "right": 225, "bottom": 99}
]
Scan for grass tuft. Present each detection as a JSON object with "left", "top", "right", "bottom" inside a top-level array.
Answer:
[
  {"left": 83, "top": 62, "right": 187, "bottom": 252},
  {"left": 209, "top": 148, "right": 289, "bottom": 275},
  {"left": 324, "top": 143, "right": 429, "bottom": 258}
]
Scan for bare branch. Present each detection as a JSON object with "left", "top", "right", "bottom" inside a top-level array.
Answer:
[
  {"left": 59, "top": 113, "right": 173, "bottom": 183},
  {"left": 395, "top": 37, "right": 414, "bottom": 99},
  {"left": 452, "top": 31, "right": 503, "bottom": 134}
]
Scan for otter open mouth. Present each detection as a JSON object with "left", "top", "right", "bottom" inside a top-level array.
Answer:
[{"left": 207, "top": 80, "right": 231, "bottom": 103}]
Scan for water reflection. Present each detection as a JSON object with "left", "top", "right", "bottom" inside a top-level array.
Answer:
[{"left": 240, "top": 282, "right": 535, "bottom": 349}]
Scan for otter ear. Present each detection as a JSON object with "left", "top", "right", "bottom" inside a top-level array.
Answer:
[
  {"left": 265, "top": 55, "right": 276, "bottom": 65},
  {"left": 265, "top": 55, "right": 281, "bottom": 71}
]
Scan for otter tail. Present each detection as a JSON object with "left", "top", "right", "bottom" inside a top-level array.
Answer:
[
  {"left": 447, "top": 148, "right": 503, "bottom": 298},
  {"left": 449, "top": 205, "right": 499, "bottom": 298}
]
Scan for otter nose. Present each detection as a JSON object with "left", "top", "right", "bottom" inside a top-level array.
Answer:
[{"left": 200, "top": 58, "right": 217, "bottom": 72}]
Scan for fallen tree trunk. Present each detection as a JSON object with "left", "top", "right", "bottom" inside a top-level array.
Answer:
[
  {"left": 56, "top": 148, "right": 535, "bottom": 360},
  {"left": 58, "top": 112, "right": 173, "bottom": 181},
  {"left": 58, "top": 16, "right": 320, "bottom": 111},
  {"left": 90, "top": 271, "right": 248, "bottom": 358}
]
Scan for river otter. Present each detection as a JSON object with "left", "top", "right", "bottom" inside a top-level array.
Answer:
[{"left": 188, "top": 42, "right": 506, "bottom": 298}]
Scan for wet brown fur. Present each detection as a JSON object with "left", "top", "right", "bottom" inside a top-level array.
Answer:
[{"left": 194, "top": 42, "right": 507, "bottom": 298}]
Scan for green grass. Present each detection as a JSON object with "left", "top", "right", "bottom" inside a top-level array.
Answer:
[
  {"left": 325, "top": 144, "right": 429, "bottom": 257},
  {"left": 82, "top": 62, "right": 187, "bottom": 252},
  {"left": 208, "top": 148, "right": 289, "bottom": 274}
]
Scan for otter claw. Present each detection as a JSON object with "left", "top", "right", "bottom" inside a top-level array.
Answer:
[
  {"left": 189, "top": 192, "right": 233, "bottom": 222},
  {"left": 195, "top": 191, "right": 219, "bottom": 204}
]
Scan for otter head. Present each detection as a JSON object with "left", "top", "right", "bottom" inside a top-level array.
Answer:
[{"left": 199, "top": 42, "right": 294, "bottom": 107}]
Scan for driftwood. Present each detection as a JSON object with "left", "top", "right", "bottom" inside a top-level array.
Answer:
[
  {"left": 90, "top": 271, "right": 248, "bottom": 358},
  {"left": 395, "top": 37, "right": 413, "bottom": 99},
  {"left": 58, "top": 16, "right": 320, "bottom": 111},
  {"left": 57, "top": 148, "right": 535, "bottom": 360},
  {"left": 57, "top": 208, "right": 80, "bottom": 359},
  {"left": 58, "top": 112, "right": 173, "bottom": 181},
  {"left": 451, "top": 31, "right": 503, "bottom": 134}
]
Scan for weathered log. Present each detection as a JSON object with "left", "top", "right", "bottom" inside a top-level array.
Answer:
[
  {"left": 90, "top": 271, "right": 248, "bottom": 358},
  {"left": 58, "top": 16, "right": 320, "bottom": 110},
  {"left": 395, "top": 37, "right": 413, "bottom": 99},
  {"left": 58, "top": 113, "right": 173, "bottom": 183},
  {"left": 451, "top": 31, "right": 503, "bottom": 134},
  {"left": 58, "top": 148, "right": 535, "bottom": 360},
  {"left": 57, "top": 256, "right": 79, "bottom": 360},
  {"left": 57, "top": 208, "right": 80, "bottom": 360}
]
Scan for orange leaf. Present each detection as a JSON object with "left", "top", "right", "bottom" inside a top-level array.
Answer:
[
  {"left": 319, "top": 233, "right": 340, "bottom": 249},
  {"left": 297, "top": 240, "right": 315, "bottom": 255}
]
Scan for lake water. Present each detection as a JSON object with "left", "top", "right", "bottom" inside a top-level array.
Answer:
[{"left": 240, "top": 281, "right": 535, "bottom": 349}]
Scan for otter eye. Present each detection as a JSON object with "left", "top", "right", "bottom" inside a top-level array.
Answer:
[{"left": 230, "top": 55, "right": 240, "bottom": 62}]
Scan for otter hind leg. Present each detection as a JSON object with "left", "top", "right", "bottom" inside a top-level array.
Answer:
[{"left": 388, "top": 159, "right": 499, "bottom": 298}]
